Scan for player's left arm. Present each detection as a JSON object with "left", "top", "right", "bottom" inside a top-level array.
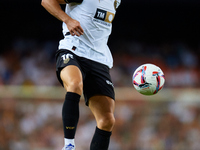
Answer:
[{"left": 57, "top": 0, "right": 66, "bottom": 4}]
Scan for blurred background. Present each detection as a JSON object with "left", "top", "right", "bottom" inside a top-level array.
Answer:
[{"left": 1, "top": 0, "right": 200, "bottom": 150}]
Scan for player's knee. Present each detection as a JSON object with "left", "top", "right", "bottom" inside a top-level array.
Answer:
[
  {"left": 98, "top": 115, "right": 115, "bottom": 131},
  {"left": 64, "top": 79, "right": 83, "bottom": 94}
]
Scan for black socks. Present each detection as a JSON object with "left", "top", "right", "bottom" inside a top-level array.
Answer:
[
  {"left": 62, "top": 92, "right": 80, "bottom": 139},
  {"left": 90, "top": 127, "right": 112, "bottom": 150},
  {"left": 62, "top": 92, "right": 112, "bottom": 149}
]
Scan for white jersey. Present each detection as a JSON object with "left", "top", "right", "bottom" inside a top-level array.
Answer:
[{"left": 58, "top": 0, "right": 121, "bottom": 68}]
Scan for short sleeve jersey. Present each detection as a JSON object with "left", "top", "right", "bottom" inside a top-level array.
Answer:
[{"left": 58, "top": 0, "right": 121, "bottom": 68}]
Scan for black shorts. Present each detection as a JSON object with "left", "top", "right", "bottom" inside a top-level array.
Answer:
[{"left": 56, "top": 49, "right": 115, "bottom": 106}]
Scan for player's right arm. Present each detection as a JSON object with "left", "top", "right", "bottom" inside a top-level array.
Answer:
[{"left": 41, "top": 0, "right": 84, "bottom": 36}]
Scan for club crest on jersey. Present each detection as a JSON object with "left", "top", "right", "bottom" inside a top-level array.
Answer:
[
  {"left": 114, "top": 0, "right": 121, "bottom": 10},
  {"left": 94, "top": 8, "right": 115, "bottom": 26}
]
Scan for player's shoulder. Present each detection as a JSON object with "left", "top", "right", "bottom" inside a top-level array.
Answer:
[
  {"left": 114, "top": 0, "right": 121, "bottom": 10},
  {"left": 81, "top": 0, "right": 121, "bottom": 11}
]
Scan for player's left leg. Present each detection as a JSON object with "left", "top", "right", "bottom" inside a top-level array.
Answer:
[{"left": 88, "top": 95, "right": 115, "bottom": 150}]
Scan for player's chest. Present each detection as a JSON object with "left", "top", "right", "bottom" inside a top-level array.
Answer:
[
  {"left": 83, "top": 0, "right": 119, "bottom": 14},
  {"left": 86, "top": 0, "right": 120, "bottom": 23}
]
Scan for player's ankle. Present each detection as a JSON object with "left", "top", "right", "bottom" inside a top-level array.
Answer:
[{"left": 64, "top": 138, "right": 75, "bottom": 146}]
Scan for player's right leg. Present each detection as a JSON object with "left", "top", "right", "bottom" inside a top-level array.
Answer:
[
  {"left": 60, "top": 65, "right": 83, "bottom": 150},
  {"left": 56, "top": 50, "right": 83, "bottom": 150},
  {"left": 60, "top": 65, "right": 83, "bottom": 95}
]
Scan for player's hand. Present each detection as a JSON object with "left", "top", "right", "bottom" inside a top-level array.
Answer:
[{"left": 66, "top": 18, "right": 84, "bottom": 36}]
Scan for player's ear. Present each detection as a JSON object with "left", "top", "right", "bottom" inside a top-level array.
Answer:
[{"left": 64, "top": 0, "right": 83, "bottom": 3}]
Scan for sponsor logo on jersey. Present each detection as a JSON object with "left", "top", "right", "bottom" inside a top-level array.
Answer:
[{"left": 94, "top": 8, "right": 115, "bottom": 26}]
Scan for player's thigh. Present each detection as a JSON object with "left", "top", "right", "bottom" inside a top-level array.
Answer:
[
  {"left": 60, "top": 65, "right": 83, "bottom": 95},
  {"left": 89, "top": 95, "right": 115, "bottom": 131}
]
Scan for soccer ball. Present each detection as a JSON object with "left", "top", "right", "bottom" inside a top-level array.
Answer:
[{"left": 132, "top": 63, "right": 165, "bottom": 95}]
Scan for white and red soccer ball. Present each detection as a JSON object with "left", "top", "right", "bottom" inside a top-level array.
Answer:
[{"left": 132, "top": 64, "right": 165, "bottom": 95}]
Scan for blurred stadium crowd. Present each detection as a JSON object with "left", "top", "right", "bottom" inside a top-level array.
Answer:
[
  {"left": 0, "top": 38, "right": 200, "bottom": 150},
  {"left": 1, "top": 97, "right": 200, "bottom": 150},
  {"left": 0, "top": 38, "right": 200, "bottom": 87}
]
